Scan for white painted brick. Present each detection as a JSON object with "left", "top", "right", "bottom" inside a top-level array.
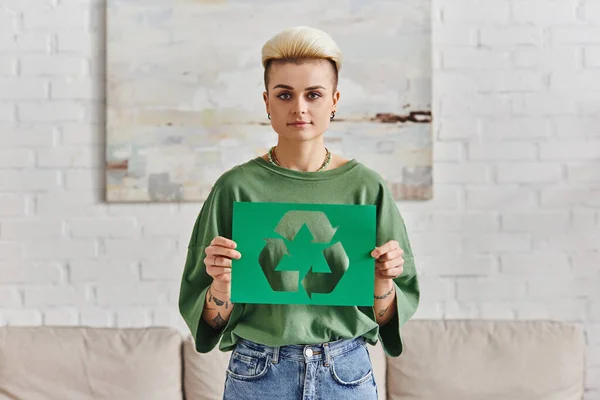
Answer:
[
  {"left": 554, "top": 117, "right": 600, "bottom": 138},
  {"left": 466, "top": 187, "right": 537, "bottom": 210},
  {"left": 1, "top": 219, "right": 63, "bottom": 240},
  {"left": 516, "top": 300, "right": 586, "bottom": 322},
  {"left": 0, "top": 9, "right": 17, "bottom": 35},
  {"left": 35, "top": 193, "right": 107, "bottom": 216},
  {"left": 502, "top": 212, "right": 570, "bottom": 233},
  {"left": 0, "top": 170, "right": 59, "bottom": 191},
  {"left": 588, "top": 325, "right": 600, "bottom": 345},
  {"left": 438, "top": 72, "right": 545, "bottom": 93},
  {"left": 0, "top": 309, "right": 42, "bottom": 326},
  {"left": 468, "top": 142, "right": 536, "bottom": 161},
  {"left": 433, "top": 143, "right": 463, "bottom": 162},
  {"left": 18, "top": 102, "right": 84, "bottom": 122},
  {"left": 567, "top": 162, "right": 600, "bottom": 183},
  {"left": 412, "top": 296, "right": 444, "bottom": 319},
  {"left": 438, "top": 118, "right": 479, "bottom": 139},
  {"left": 69, "top": 260, "right": 139, "bottom": 283},
  {"left": 23, "top": 7, "right": 88, "bottom": 31},
  {"left": 64, "top": 169, "right": 102, "bottom": 189},
  {"left": 457, "top": 277, "right": 527, "bottom": 301},
  {"left": 43, "top": 308, "right": 79, "bottom": 325},
  {"left": 51, "top": 78, "right": 100, "bottom": 100},
  {"left": 431, "top": 212, "right": 498, "bottom": 232},
  {"left": 578, "top": 95, "right": 600, "bottom": 116},
  {"left": 480, "top": 302, "right": 516, "bottom": 319},
  {"left": 585, "top": 47, "right": 600, "bottom": 67},
  {"left": 443, "top": 49, "right": 510, "bottom": 69},
  {"left": 588, "top": 346, "right": 600, "bottom": 368},
  {"left": 0, "top": 262, "right": 63, "bottom": 284},
  {"left": 24, "top": 285, "right": 87, "bottom": 307},
  {"left": 410, "top": 233, "right": 462, "bottom": 255},
  {"left": 500, "top": 253, "right": 570, "bottom": 275},
  {"left": 443, "top": 94, "right": 512, "bottom": 116},
  {"left": 68, "top": 218, "right": 138, "bottom": 238},
  {"left": 444, "top": 301, "right": 481, "bottom": 318},
  {"left": 571, "top": 252, "right": 600, "bottom": 277},
  {"left": 0, "top": 33, "right": 49, "bottom": 52},
  {"left": 465, "top": 233, "right": 531, "bottom": 253},
  {"left": 20, "top": 55, "right": 85, "bottom": 76},
  {"left": 592, "top": 302, "right": 600, "bottom": 321},
  {"left": 512, "top": 48, "right": 581, "bottom": 70},
  {"left": 533, "top": 232, "right": 600, "bottom": 251},
  {"left": 0, "top": 148, "right": 34, "bottom": 168},
  {"left": 153, "top": 307, "right": 186, "bottom": 328},
  {"left": 80, "top": 307, "right": 113, "bottom": 326},
  {"left": 442, "top": 1, "right": 510, "bottom": 23},
  {"left": 0, "top": 104, "right": 15, "bottom": 121},
  {"left": 139, "top": 215, "right": 193, "bottom": 237},
  {"left": 0, "top": 286, "right": 22, "bottom": 307},
  {"left": 0, "top": 125, "right": 55, "bottom": 147},
  {"left": 496, "top": 163, "right": 563, "bottom": 183},
  {"left": 528, "top": 276, "right": 600, "bottom": 298},
  {"left": 584, "top": 0, "right": 600, "bottom": 21},
  {"left": 587, "top": 367, "right": 600, "bottom": 390},
  {"left": 480, "top": 117, "right": 551, "bottom": 140},
  {"left": 418, "top": 277, "right": 456, "bottom": 301},
  {"left": 36, "top": 147, "right": 102, "bottom": 168},
  {"left": 433, "top": 164, "right": 490, "bottom": 184},
  {"left": 0, "top": 194, "right": 25, "bottom": 216},
  {"left": 115, "top": 308, "right": 152, "bottom": 328},
  {"left": 400, "top": 212, "right": 431, "bottom": 233},
  {"left": 512, "top": 0, "right": 579, "bottom": 24},
  {"left": 434, "top": 25, "right": 477, "bottom": 46},
  {"left": 552, "top": 72, "right": 600, "bottom": 92},
  {"left": 107, "top": 203, "right": 179, "bottom": 218},
  {"left": 103, "top": 238, "right": 177, "bottom": 261},
  {"left": 95, "top": 283, "right": 168, "bottom": 306},
  {"left": 0, "top": 242, "right": 23, "bottom": 262},
  {"left": 23, "top": 240, "right": 96, "bottom": 260},
  {"left": 59, "top": 123, "right": 102, "bottom": 145},
  {"left": 0, "top": 78, "right": 48, "bottom": 100},
  {"left": 140, "top": 257, "right": 184, "bottom": 281},
  {"left": 552, "top": 27, "right": 600, "bottom": 44},
  {"left": 540, "top": 186, "right": 600, "bottom": 208},
  {"left": 512, "top": 93, "right": 577, "bottom": 115},
  {"left": 540, "top": 141, "right": 600, "bottom": 160},
  {"left": 0, "top": 55, "right": 17, "bottom": 75},
  {"left": 480, "top": 26, "right": 543, "bottom": 46},
  {"left": 571, "top": 210, "right": 597, "bottom": 231},
  {"left": 418, "top": 255, "right": 495, "bottom": 276}
]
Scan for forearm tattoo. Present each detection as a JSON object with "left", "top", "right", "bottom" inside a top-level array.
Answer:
[
  {"left": 212, "top": 313, "right": 226, "bottom": 329},
  {"left": 374, "top": 287, "right": 394, "bottom": 300},
  {"left": 378, "top": 306, "right": 390, "bottom": 317},
  {"left": 208, "top": 287, "right": 230, "bottom": 309}
]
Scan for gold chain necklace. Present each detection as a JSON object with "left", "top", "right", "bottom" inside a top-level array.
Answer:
[{"left": 267, "top": 146, "right": 331, "bottom": 172}]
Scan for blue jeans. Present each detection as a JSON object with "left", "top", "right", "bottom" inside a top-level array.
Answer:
[{"left": 223, "top": 336, "right": 378, "bottom": 400}]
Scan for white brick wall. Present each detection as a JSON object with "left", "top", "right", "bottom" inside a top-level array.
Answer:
[{"left": 0, "top": 0, "right": 599, "bottom": 396}]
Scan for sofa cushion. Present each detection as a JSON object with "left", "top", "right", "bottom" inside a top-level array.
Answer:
[
  {"left": 182, "top": 336, "right": 388, "bottom": 400},
  {"left": 0, "top": 326, "right": 183, "bottom": 400},
  {"left": 386, "top": 320, "right": 585, "bottom": 400}
]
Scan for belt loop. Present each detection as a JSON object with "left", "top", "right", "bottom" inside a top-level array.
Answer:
[
  {"left": 323, "top": 343, "right": 331, "bottom": 367},
  {"left": 271, "top": 346, "right": 280, "bottom": 364}
]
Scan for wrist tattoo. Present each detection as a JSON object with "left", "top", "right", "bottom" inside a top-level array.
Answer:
[
  {"left": 378, "top": 307, "right": 390, "bottom": 317},
  {"left": 209, "top": 287, "right": 230, "bottom": 309},
  {"left": 212, "top": 312, "right": 226, "bottom": 329},
  {"left": 374, "top": 287, "right": 394, "bottom": 300}
]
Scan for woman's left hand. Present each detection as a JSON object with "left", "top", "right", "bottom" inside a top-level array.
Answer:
[{"left": 371, "top": 240, "right": 405, "bottom": 280}]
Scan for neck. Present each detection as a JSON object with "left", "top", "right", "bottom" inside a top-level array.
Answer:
[{"left": 274, "top": 138, "right": 328, "bottom": 172}]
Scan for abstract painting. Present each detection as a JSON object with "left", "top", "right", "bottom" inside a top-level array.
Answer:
[{"left": 106, "top": 0, "right": 432, "bottom": 202}]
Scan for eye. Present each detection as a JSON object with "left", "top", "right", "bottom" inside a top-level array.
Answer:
[
  {"left": 277, "top": 92, "right": 291, "bottom": 100},
  {"left": 307, "top": 92, "right": 321, "bottom": 100}
]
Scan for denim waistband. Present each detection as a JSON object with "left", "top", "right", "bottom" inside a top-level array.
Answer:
[{"left": 236, "top": 336, "right": 366, "bottom": 363}]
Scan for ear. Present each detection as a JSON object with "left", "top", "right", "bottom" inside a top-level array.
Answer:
[
  {"left": 263, "top": 91, "right": 269, "bottom": 113},
  {"left": 331, "top": 90, "right": 340, "bottom": 111}
]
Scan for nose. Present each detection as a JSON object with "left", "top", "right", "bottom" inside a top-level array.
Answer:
[{"left": 292, "top": 97, "right": 307, "bottom": 114}]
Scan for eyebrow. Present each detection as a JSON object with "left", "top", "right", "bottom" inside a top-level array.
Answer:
[{"left": 272, "top": 84, "right": 327, "bottom": 91}]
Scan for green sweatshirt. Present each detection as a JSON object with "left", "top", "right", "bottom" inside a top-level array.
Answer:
[{"left": 178, "top": 156, "right": 419, "bottom": 357}]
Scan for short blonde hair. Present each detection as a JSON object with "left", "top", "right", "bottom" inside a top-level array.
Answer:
[{"left": 261, "top": 26, "right": 343, "bottom": 90}]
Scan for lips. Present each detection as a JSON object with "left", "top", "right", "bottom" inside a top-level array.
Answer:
[{"left": 289, "top": 121, "right": 310, "bottom": 125}]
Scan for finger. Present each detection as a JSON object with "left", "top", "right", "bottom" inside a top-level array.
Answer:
[
  {"left": 376, "top": 266, "right": 403, "bottom": 279},
  {"left": 211, "top": 236, "right": 237, "bottom": 249},
  {"left": 371, "top": 240, "right": 399, "bottom": 258},
  {"left": 206, "top": 265, "right": 231, "bottom": 278},
  {"left": 376, "top": 257, "right": 404, "bottom": 271},
  {"left": 206, "top": 246, "right": 241, "bottom": 260},
  {"left": 377, "top": 248, "right": 403, "bottom": 262}
]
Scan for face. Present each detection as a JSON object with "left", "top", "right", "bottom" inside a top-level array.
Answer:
[{"left": 263, "top": 59, "right": 340, "bottom": 142}]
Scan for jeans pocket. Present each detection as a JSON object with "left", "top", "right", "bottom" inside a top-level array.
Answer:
[
  {"left": 226, "top": 342, "right": 271, "bottom": 381},
  {"left": 330, "top": 343, "right": 374, "bottom": 386}
]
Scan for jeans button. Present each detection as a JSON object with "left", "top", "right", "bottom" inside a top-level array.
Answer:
[{"left": 304, "top": 348, "right": 313, "bottom": 357}]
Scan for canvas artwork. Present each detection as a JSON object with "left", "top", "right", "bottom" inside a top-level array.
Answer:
[{"left": 106, "top": 0, "right": 432, "bottom": 202}]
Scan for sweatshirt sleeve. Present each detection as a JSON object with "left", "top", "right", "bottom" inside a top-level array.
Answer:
[
  {"left": 375, "top": 184, "right": 420, "bottom": 357},
  {"left": 178, "top": 183, "right": 233, "bottom": 353}
]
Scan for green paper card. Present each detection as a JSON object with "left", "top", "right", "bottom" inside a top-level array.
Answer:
[{"left": 231, "top": 202, "right": 376, "bottom": 306}]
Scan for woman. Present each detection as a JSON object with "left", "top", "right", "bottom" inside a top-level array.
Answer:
[{"left": 179, "top": 26, "right": 419, "bottom": 399}]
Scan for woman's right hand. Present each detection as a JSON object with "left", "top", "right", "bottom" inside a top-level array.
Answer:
[{"left": 204, "top": 236, "right": 241, "bottom": 284}]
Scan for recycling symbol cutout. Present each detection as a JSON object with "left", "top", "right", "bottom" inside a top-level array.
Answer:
[{"left": 258, "top": 210, "right": 349, "bottom": 298}]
